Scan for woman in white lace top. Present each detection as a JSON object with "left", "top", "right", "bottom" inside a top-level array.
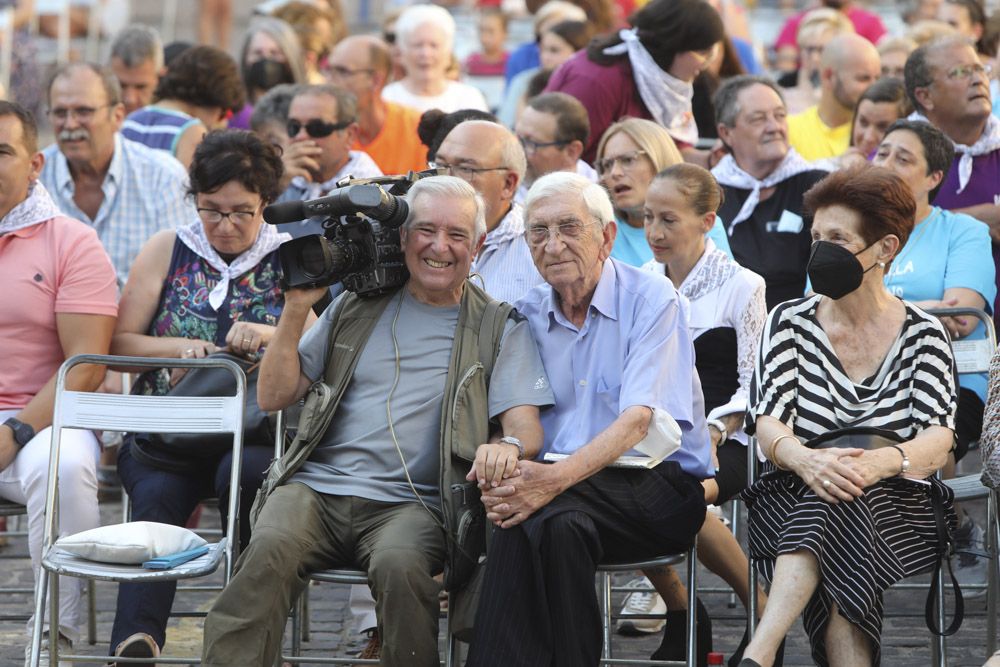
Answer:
[{"left": 635, "top": 164, "right": 771, "bottom": 665}]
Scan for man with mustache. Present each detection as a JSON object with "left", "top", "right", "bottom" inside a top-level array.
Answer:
[
  {"left": 38, "top": 63, "right": 194, "bottom": 283},
  {"left": 711, "top": 75, "right": 829, "bottom": 310}
]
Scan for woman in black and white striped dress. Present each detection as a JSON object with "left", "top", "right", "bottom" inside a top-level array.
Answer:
[{"left": 737, "top": 165, "right": 958, "bottom": 667}]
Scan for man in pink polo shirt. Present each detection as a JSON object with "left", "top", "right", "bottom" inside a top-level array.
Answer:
[{"left": 0, "top": 100, "right": 118, "bottom": 664}]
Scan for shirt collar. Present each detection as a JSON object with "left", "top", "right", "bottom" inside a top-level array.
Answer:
[
  {"left": 484, "top": 203, "right": 524, "bottom": 245},
  {"left": 545, "top": 257, "right": 619, "bottom": 330},
  {"left": 53, "top": 133, "right": 124, "bottom": 193}
]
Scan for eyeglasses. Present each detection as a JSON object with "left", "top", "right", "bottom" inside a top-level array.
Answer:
[
  {"left": 429, "top": 160, "right": 509, "bottom": 179},
  {"left": 597, "top": 149, "right": 648, "bottom": 176},
  {"left": 524, "top": 220, "right": 599, "bottom": 245},
  {"left": 518, "top": 136, "right": 569, "bottom": 153},
  {"left": 197, "top": 207, "right": 259, "bottom": 225},
  {"left": 286, "top": 118, "right": 354, "bottom": 139},
  {"left": 326, "top": 64, "right": 375, "bottom": 79},
  {"left": 945, "top": 63, "right": 993, "bottom": 80},
  {"left": 48, "top": 104, "right": 113, "bottom": 123}
]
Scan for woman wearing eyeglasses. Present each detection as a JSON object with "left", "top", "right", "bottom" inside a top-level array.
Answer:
[
  {"left": 105, "top": 130, "right": 315, "bottom": 665},
  {"left": 595, "top": 117, "right": 731, "bottom": 266}
]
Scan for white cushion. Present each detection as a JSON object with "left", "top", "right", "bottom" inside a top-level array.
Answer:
[{"left": 55, "top": 522, "right": 207, "bottom": 564}]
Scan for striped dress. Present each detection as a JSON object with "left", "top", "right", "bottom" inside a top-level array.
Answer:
[{"left": 742, "top": 295, "right": 958, "bottom": 666}]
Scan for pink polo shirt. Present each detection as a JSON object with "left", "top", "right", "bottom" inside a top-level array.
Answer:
[{"left": 0, "top": 215, "right": 118, "bottom": 411}]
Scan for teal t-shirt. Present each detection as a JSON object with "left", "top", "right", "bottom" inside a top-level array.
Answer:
[
  {"left": 611, "top": 216, "right": 733, "bottom": 267},
  {"left": 883, "top": 207, "right": 996, "bottom": 401}
]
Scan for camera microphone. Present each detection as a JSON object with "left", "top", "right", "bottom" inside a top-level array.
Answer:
[
  {"left": 263, "top": 184, "right": 409, "bottom": 228},
  {"left": 263, "top": 200, "right": 307, "bottom": 225}
]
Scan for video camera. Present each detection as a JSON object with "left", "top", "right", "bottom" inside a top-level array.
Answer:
[
  {"left": 262, "top": 170, "right": 439, "bottom": 298},
  {"left": 263, "top": 182, "right": 406, "bottom": 296}
]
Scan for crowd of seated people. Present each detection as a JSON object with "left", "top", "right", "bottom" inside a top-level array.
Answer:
[{"left": 4, "top": 1, "right": 1000, "bottom": 666}]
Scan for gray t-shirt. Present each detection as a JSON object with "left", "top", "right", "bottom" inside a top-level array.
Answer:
[{"left": 291, "top": 288, "right": 553, "bottom": 505}]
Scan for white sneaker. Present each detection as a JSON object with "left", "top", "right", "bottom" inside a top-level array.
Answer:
[
  {"left": 615, "top": 576, "right": 667, "bottom": 635},
  {"left": 24, "top": 633, "right": 72, "bottom": 667}
]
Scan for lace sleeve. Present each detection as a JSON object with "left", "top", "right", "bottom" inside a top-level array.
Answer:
[{"left": 735, "top": 276, "right": 768, "bottom": 407}]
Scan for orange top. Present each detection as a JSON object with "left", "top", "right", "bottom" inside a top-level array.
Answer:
[{"left": 353, "top": 102, "right": 428, "bottom": 177}]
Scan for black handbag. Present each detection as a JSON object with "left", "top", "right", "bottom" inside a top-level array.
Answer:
[
  {"left": 802, "top": 427, "right": 964, "bottom": 637},
  {"left": 135, "top": 352, "right": 275, "bottom": 471}
]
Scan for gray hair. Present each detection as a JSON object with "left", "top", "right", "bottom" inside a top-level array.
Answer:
[
  {"left": 250, "top": 83, "right": 303, "bottom": 130},
  {"left": 47, "top": 62, "right": 122, "bottom": 106},
  {"left": 904, "top": 36, "right": 970, "bottom": 113},
  {"left": 239, "top": 17, "right": 307, "bottom": 85},
  {"left": 713, "top": 75, "right": 786, "bottom": 128},
  {"left": 395, "top": 4, "right": 455, "bottom": 51},
  {"left": 405, "top": 175, "right": 488, "bottom": 245},
  {"left": 110, "top": 24, "right": 164, "bottom": 70},
  {"left": 292, "top": 84, "right": 358, "bottom": 125},
  {"left": 525, "top": 171, "right": 614, "bottom": 229}
]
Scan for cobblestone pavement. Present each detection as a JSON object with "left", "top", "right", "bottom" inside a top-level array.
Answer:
[{"left": 0, "top": 491, "right": 993, "bottom": 667}]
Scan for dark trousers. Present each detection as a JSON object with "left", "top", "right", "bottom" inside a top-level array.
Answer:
[
  {"left": 466, "top": 462, "right": 706, "bottom": 667},
  {"left": 108, "top": 441, "right": 272, "bottom": 651}
]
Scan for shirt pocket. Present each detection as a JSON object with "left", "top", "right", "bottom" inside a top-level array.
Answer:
[{"left": 596, "top": 375, "right": 621, "bottom": 415}]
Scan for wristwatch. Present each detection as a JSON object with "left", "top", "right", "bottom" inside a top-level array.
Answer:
[
  {"left": 706, "top": 419, "right": 727, "bottom": 440},
  {"left": 3, "top": 417, "right": 35, "bottom": 450},
  {"left": 499, "top": 435, "right": 525, "bottom": 460}
]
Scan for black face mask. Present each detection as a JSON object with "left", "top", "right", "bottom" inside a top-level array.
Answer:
[
  {"left": 806, "top": 239, "right": 880, "bottom": 300},
  {"left": 246, "top": 59, "right": 294, "bottom": 92}
]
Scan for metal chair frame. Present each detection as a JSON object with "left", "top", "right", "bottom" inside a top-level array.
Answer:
[
  {"left": 598, "top": 546, "right": 699, "bottom": 666},
  {"left": 27, "top": 354, "right": 246, "bottom": 667}
]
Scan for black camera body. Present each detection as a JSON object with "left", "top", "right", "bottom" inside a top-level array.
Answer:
[{"left": 264, "top": 172, "right": 437, "bottom": 298}]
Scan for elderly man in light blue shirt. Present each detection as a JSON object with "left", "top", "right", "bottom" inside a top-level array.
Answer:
[{"left": 466, "top": 171, "right": 712, "bottom": 667}]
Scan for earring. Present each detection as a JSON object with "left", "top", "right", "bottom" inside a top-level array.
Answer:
[{"left": 878, "top": 261, "right": 886, "bottom": 268}]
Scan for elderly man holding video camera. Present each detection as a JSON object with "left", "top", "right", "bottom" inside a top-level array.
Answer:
[
  {"left": 465, "top": 171, "right": 712, "bottom": 667},
  {"left": 201, "top": 175, "right": 553, "bottom": 667}
]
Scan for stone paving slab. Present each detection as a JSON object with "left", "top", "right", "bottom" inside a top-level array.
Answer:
[{"left": 1, "top": 495, "right": 994, "bottom": 667}]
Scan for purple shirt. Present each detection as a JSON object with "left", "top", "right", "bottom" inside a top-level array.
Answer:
[
  {"left": 515, "top": 258, "right": 713, "bottom": 478},
  {"left": 544, "top": 51, "right": 652, "bottom": 164},
  {"left": 932, "top": 149, "right": 1000, "bottom": 318}
]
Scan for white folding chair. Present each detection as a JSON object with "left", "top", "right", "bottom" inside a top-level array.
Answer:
[{"left": 27, "top": 353, "right": 246, "bottom": 667}]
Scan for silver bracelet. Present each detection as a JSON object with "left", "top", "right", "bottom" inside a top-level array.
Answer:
[{"left": 706, "top": 419, "right": 727, "bottom": 440}]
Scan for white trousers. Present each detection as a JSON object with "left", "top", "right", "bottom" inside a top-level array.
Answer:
[{"left": 0, "top": 409, "right": 100, "bottom": 642}]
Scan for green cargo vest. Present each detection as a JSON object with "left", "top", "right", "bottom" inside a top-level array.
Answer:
[{"left": 250, "top": 280, "right": 510, "bottom": 598}]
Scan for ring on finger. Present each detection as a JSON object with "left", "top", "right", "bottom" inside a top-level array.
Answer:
[{"left": 822, "top": 479, "right": 831, "bottom": 488}]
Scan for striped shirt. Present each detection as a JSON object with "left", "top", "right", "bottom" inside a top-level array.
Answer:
[
  {"left": 121, "top": 106, "right": 203, "bottom": 157},
  {"left": 40, "top": 134, "right": 197, "bottom": 283},
  {"left": 470, "top": 204, "right": 544, "bottom": 303},
  {"left": 748, "top": 295, "right": 956, "bottom": 440}
]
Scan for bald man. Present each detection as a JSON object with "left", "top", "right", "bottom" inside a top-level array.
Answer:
[
  {"left": 787, "top": 33, "right": 881, "bottom": 161},
  {"left": 325, "top": 35, "right": 427, "bottom": 175},
  {"left": 434, "top": 120, "right": 544, "bottom": 303}
]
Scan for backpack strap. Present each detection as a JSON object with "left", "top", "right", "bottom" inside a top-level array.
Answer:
[{"left": 477, "top": 298, "right": 514, "bottom": 385}]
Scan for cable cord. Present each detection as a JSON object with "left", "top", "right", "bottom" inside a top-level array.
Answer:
[{"left": 386, "top": 290, "right": 447, "bottom": 532}]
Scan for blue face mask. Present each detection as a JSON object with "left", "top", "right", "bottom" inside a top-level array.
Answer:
[{"left": 806, "top": 239, "right": 879, "bottom": 299}]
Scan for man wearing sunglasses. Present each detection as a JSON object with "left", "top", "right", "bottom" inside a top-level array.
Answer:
[{"left": 274, "top": 84, "right": 382, "bottom": 238}]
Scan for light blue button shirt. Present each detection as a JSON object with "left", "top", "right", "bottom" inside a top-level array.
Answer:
[
  {"left": 40, "top": 133, "right": 195, "bottom": 283},
  {"left": 515, "top": 258, "right": 713, "bottom": 478}
]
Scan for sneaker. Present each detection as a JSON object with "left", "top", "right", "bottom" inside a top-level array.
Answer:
[
  {"left": 616, "top": 577, "right": 667, "bottom": 635},
  {"left": 354, "top": 628, "right": 380, "bottom": 664},
  {"left": 112, "top": 632, "right": 159, "bottom": 667},
  {"left": 24, "top": 632, "right": 72, "bottom": 667},
  {"left": 953, "top": 516, "right": 989, "bottom": 598}
]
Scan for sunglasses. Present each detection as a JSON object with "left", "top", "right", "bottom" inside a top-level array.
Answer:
[{"left": 286, "top": 118, "right": 354, "bottom": 139}]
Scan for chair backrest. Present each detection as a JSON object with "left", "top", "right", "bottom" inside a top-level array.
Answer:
[
  {"left": 44, "top": 354, "right": 247, "bottom": 577},
  {"left": 925, "top": 307, "right": 998, "bottom": 376}
]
